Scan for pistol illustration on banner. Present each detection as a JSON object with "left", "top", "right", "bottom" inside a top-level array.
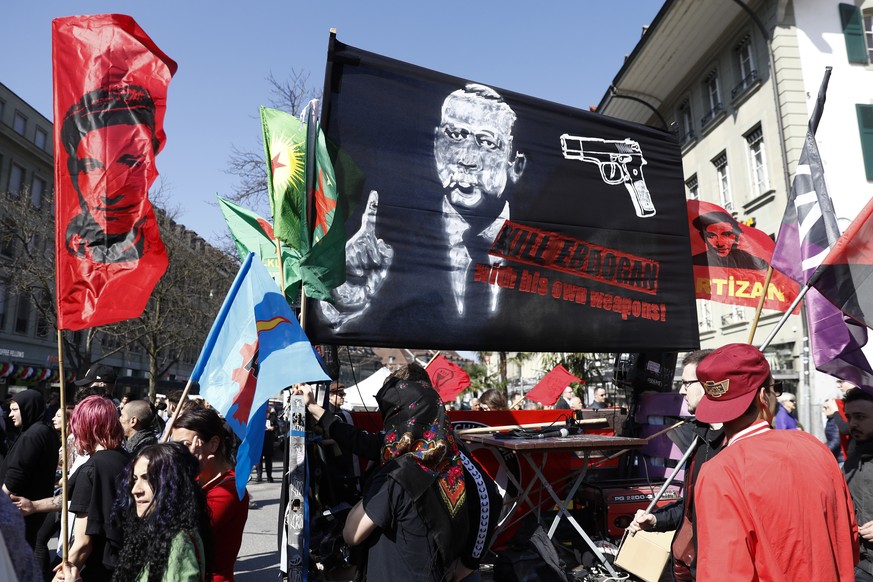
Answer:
[{"left": 560, "top": 135, "right": 656, "bottom": 218}]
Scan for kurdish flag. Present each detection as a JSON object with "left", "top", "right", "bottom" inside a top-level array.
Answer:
[
  {"left": 217, "top": 196, "right": 301, "bottom": 301},
  {"left": 192, "top": 253, "right": 330, "bottom": 498},
  {"left": 261, "top": 106, "right": 344, "bottom": 300},
  {"left": 262, "top": 107, "right": 308, "bottom": 251}
]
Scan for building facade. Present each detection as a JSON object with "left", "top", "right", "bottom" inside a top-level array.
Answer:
[
  {"left": 597, "top": 0, "right": 873, "bottom": 436},
  {"left": 0, "top": 81, "right": 207, "bottom": 399}
]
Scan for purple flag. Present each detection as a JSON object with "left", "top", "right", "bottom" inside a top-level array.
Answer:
[{"left": 770, "top": 68, "right": 873, "bottom": 386}]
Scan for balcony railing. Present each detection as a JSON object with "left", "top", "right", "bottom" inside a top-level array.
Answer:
[
  {"left": 700, "top": 103, "right": 724, "bottom": 127},
  {"left": 680, "top": 129, "right": 696, "bottom": 144},
  {"left": 731, "top": 69, "right": 759, "bottom": 99}
]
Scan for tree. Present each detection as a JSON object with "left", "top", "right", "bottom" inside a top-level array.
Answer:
[
  {"left": 106, "top": 191, "right": 237, "bottom": 401},
  {"left": 0, "top": 185, "right": 112, "bottom": 374},
  {"left": 0, "top": 183, "right": 235, "bottom": 398},
  {"left": 542, "top": 352, "right": 614, "bottom": 387},
  {"left": 225, "top": 70, "right": 320, "bottom": 213}
]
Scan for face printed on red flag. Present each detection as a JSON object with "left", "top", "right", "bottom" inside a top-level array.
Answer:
[
  {"left": 53, "top": 15, "right": 176, "bottom": 330},
  {"left": 687, "top": 200, "right": 799, "bottom": 313}
]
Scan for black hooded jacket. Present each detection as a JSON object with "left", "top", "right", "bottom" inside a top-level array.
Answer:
[{"left": 0, "top": 389, "right": 59, "bottom": 500}]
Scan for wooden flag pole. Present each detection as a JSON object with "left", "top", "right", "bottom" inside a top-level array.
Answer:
[
  {"left": 56, "top": 329, "right": 70, "bottom": 561},
  {"left": 457, "top": 418, "right": 608, "bottom": 435},
  {"left": 424, "top": 351, "right": 441, "bottom": 369},
  {"left": 746, "top": 266, "right": 775, "bottom": 344},
  {"left": 590, "top": 420, "right": 685, "bottom": 467},
  {"left": 508, "top": 394, "right": 526, "bottom": 410},
  {"left": 159, "top": 377, "right": 196, "bottom": 443}
]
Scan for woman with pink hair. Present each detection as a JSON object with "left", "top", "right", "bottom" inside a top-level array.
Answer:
[{"left": 53, "top": 395, "right": 129, "bottom": 582}]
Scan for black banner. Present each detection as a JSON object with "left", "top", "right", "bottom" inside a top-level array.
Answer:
[{"left": 305, "top": 37, "right": 699, "bottom": 352}]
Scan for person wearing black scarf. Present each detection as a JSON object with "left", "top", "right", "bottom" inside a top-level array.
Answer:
[
  {"left": 0, "top": 389, "right": 59, "bottom": 554},
  {"left": 299, "top": 365, "right": 500, "bottom": 581}
]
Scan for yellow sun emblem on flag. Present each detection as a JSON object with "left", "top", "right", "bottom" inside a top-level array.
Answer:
[{"left": 269, "top": 134, "right": 305, "bottom": 193}]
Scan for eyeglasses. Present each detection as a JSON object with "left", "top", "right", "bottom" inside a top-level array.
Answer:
[
  {"left": 331, "top": 391, "right": 346, "bottom": 398},
  {"left": 680, "top": 380, "right": 699, "bottom": 389},
  {"left": 767, "top": 380, "right": 783, "bottom": 397}
]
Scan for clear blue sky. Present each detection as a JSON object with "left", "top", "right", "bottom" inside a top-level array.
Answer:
[{"left": 3, "top": 1, "right": 662, "bottom": 245}]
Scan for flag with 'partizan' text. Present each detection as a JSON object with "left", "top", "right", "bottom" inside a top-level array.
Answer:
[{"left": 687, "top": 200, "right": 798, "bottom": 312}]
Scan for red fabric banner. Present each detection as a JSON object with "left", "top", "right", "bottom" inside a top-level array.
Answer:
[
  {"left": 525, "top": 364, "right": 582, "bottom": 405},
  {"left": 53, "top": 15, "right": 176, "bottom": 330},
  {"left": 687, "top": 200, "right": 799, "bottom": 313},
  {"left": 813, "top": 197, "right": 873, "bottom": 330},
  {"left": 425, "top": 354, "right": 471, "bottom": 402}
]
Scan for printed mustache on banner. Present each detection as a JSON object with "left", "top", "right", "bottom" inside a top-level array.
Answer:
[{"left": 305, "top": 36, "right": 698, "bottom": 353}]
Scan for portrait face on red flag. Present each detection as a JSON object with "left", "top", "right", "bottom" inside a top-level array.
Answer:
[
  {"left": 687, "top": 200, "right": 799, "bottom": 313},
  {"left": 60, "top": 84, "right": 160, "bottom": 261},
  {"left": 53, "top": 14, "right": 176, "bottom": 330}
]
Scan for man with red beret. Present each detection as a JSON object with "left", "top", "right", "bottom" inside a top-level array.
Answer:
[{"left": 693, "top": 343, "right": 858, "bottom": 581}]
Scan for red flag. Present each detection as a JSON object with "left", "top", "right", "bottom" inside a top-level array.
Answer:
[
  {"left": 813, "top": 197, "right": 873, "bottom": 331},
  {"left": 53, "top": 15, "right": 176, "bottom": 330},
  {"left": 425, "top": 354, "right": 471, "bottom": 402},
  {"left": 688, "top": 200, "right": 799, "bottom": 313},
  {"left": 525, "top": 365, "right": 581, "bottom": 406}
]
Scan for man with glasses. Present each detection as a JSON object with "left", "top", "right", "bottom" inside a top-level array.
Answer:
[
  {"left": 628, "top": 349, "right": 721, "bottom": 581},
  {"left": 693, "top": 343, "right": 857, "bottom": 581}
]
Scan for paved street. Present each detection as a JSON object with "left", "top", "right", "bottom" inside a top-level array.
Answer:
[{"left": 236, "top": 476, "right": 285, "bottom": 582}]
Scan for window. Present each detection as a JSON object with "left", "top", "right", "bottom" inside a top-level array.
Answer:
[
  {"left": 34, "top": 127, "right": 48, "bottom": 151},
  {"left": 745, "top": 125, "right": 769, "bottom": 196},
  {"left": 14, "top": 292, "right": 31, "bottom": 334},
  {"left": 686, "top": 174, "right": 699, "bottom": 200},
  {"left": 697, "top": 300, "right": 713, "bottom": 331},
  {"left": 712, "top": 152, "right": 733, "bottom": 212},
  {"left": 732, "top": 35, "right": 758, "bottom": 99},
  {"left": 12, "top": 112, "right": 27, "bottom": 136},
  {"left": 701, "top": 70, "right": 722, "bottom": 126},
  {"left": 722, "top": 305, "right": 747, "bottom": 326},
  {"left": 0, "top": 219, "right": 14, "bottom": 258},
  {"left": 841, "top": 3, "right": 869, "bottom": 64},
  {"left": 0, "top": 281, "right": 6, "bottom": 331},
  {"left": 31, "top": 176, "right": 46, "bottom": 208},
  {"left": 8, "top": 163, "right": 24, "bottom": 196},
  {"left": 677, "top": 100, "right": 694, "bottom": 144},
  {"left": 866, "top": 11, "right": 873, "bottom": 63},
  {"left": 857, "top": 104, "right": 873, "bottom": 180},
  {"left": 35, "top": 289, "right": 50, "bottom": 339}
]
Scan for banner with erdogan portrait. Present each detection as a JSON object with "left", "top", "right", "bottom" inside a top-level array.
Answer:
[
  {"left": 306, "top": 35, "right": 698, "bottom": 352},
  {"left": 53, "top": 14, "right": 175, "bottom": 330}
]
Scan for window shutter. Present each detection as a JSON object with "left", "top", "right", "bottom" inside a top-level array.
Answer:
[
  {"left": 857, "top": 104, "right": 873, "bottom": 180},
  {"left": 840, "top": 3, "right": 869, "bottom": 64}
]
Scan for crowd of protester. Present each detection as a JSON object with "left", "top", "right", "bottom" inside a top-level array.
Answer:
[
  {"left": 0, "top": 367, "right": 249, "bottom": 582},
  {"left": 4, "top": 349, "right": 869, "bottom": 582}
]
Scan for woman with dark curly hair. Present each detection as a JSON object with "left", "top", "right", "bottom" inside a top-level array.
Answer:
[
  {"left": 53, "top": 395, "right": 128, "bottom": 582},
  {"left": 111, "top": 443, "right": 213, "bottom": 582},
  {"left": 171, "top": 407, "right": 248, "bottom": 582}
]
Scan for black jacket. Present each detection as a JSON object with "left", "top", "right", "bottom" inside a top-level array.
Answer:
[
  {"left": 651, "top": 420, "right": 723, "bottom": 581},
  {"left": 319, "top": 409, "right": 502, "bottom": 571}
]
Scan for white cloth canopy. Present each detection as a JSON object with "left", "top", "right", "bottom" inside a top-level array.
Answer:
[{"left": 342, "top": 366, "right": 391, "bottom": 411}]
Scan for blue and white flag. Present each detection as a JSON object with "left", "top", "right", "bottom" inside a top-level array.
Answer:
[{"left": 192, "top": 252, "right": 329, "bottom": 497}]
